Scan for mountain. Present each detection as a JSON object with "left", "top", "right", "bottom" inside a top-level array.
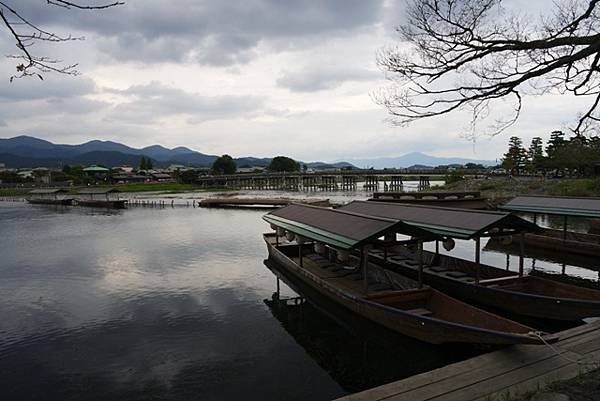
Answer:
[
  {"left": 346, "top": 152, "right": 495, "bottom": 169},
  {"left": 0, "top": 135, "right": 219, "bottom": 168}
]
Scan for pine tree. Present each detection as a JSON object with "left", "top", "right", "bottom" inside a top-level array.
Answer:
[
  {"left": 527, "top": 137, "right": 544, "bottom": 171},
  {"left": 501, "top": 136, "right": 526, "bottom": 174}
]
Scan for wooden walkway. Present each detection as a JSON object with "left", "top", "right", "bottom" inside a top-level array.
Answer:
[{"left": 335, "top": 321, "right": 600, "bottom": 401}]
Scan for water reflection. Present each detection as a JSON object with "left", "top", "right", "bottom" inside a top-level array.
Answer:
[
  {"left": 262, "top": 259, "right": 480, "bottom": 393},
  {"left": 0, "top": 203, "right": 344, "bottom": 401}
]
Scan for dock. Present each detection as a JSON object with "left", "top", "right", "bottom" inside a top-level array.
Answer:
[
  {"left": 198, "top": 197, "right": 330, "bottom": 209},
  {"left": 335, "top": 321, "right": 600, "bottom": 401}
]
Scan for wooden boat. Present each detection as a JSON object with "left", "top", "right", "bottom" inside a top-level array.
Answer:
[
  {"left": 522, "top": 228, "right": 600, "bottom": 257},
  {"left": 500, "top": 196, "right": 600, "bottom": 257},
  {"left": 589, "top": 218, "right": 600, "bottom": 235},
  {"left": 27, "top": 188, "right": 73, "bottom": 206},
  {"left": 370, "top": 191, "right": 488, "bottom": 210},
  {"left": 264, "top": 233, "right": 548, "bottom": 345},
  {"left": 75, "top": 199, "right": 128, "bottom": 209},
  {"left": 484, "top": 236, "right": 600, "bottom": 272},
  {"left": 75, "top": 188, "right": 127, "bottom": 209},
  {"left": 369, "top": 246, "right": 600, "bottom": 321},
  {"left": 199, "top": 197, "right": 329, "bottom": 209}
]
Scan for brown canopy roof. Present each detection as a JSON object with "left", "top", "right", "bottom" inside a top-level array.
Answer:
[
  {"left": 264, "top": 203, "right": 435, "bottom": 249},
  {"left": 338, "top": 201, "right": 539, "bottom": 239},
  {"left": 78, "top": 188, "right": 120, "bottom": 195},
  {"left": 29, "top": 188, "right": 69, "bottom": 195}
]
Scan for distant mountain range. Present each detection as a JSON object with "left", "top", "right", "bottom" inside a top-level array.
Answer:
[
  {"left": 0, "top": 136, "right": 353, "bottom": 169},
  {"left": 345, "top": 152, "right": 495, "bottom": 169},
  {"left": 0, "top": 135, "right": 495, "bottom": 169}
]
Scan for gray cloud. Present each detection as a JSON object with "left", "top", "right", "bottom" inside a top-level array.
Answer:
[
  {"left": 105, "top": 81, "right": 265, "bottom": 124},
  {"left": 0, "top": 76, "right": 96, "bottom": 101},
  {"left": 277, "top": 66, "right": 378, "bottom": 92},
  {"left": 9, "top": 0, "right": 385, "bottom": 66}
]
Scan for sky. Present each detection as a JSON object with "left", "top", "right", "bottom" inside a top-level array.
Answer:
[{"left": 0, "top": 0, "right": 589, "bottom": 162}]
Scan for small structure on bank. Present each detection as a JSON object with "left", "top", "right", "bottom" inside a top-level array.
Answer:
[
  {"left": 27, "top": 188, "right": 73, "bottom": 206},
  {"left": 76, "top": 188, "right": 127, "bottom": 209}
]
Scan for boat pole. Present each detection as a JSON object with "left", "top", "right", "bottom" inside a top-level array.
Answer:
[
  {"left": 299, "top": 242, "right": 303, "bottom": 267},
  {"left": 475, "top": 237, "right": 480, "bottom": 284},
  {"left": 362, "top": 246, "right": 368, "bottom": 292},
  {"left": 519, "top": 232, "right": 525, "bottom": 276},
  {"left": 418, "top": 240, "right": 423, "bottom": 289},
  {"left": 563, "top": 215, "right": 568, "bottom": 242}
]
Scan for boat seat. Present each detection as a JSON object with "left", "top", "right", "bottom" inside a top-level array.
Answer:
[
  {"left": 428, "top": 266, "right": 448, "bottom": 273},
  {"left": 389, "top": 255, "right": 408, "bottom": 261},
  {"left": 345, "top": 273, "right": 363, "bottom": 281},
  {"left": 404, "top": 260, "right": 420, "bottom": 266},
  {"left": 369, "top": 283, "right": 393, "bottom": 292},
  {"left": 446, "top": 271, "right": 469, "bottom": 278},
  {"left": 406, "top": 308, "right": 433, "bottom": 317}
]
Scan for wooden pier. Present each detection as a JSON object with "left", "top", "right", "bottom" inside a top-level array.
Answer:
[
  {"left": 198, "top": 197, "right": 330, "bottom": 209},
  {"left": 335, "top": 321, "right": 600, "bottom": 401}
]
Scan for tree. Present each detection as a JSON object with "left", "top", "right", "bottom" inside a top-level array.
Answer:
[
  {"left": 527, "top": 137, "right": 545, "bottom": 171},
  {"left": 211, "top": 155, "right": 236, "bottom": 175},
  {"left": 0, "top": 1, "right": 123, "bottom": 81},
  {"left": 376, "top": 0, "right": 600, "bottom": 136},
  {"left": 268, "top": 156, "right": 300, "bottom": 172},
  {"left": 139, "top": 156, "right": 147, "bottom": 171},
  {"left": 501, "top": 136, "right": 527, "bottom": 174}
]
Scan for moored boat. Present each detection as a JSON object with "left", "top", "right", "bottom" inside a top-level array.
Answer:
[
  {"left": 500, "top": 195, "right": 600, "bottom": 257},
  {"left": 339, "top": 200, "right": 600, "bottom": 321},
  {"left": 27, "top": 188, "right": 73, "bottom": 206},
  {"left": 370, "top": 191, "right": 488, "bottom": 210},
  {"left": 263, "top": 204, "right": 550, "bottom": 345},
  {"left": 75, "top": 188, "right": 127, "bottom": 209}
]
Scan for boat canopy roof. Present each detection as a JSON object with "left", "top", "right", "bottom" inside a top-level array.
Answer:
[
  {"left": 263, "top": 203, "right": 436, "bottom": 250},
  {"left": 500, "top": 195, "right": 600, "bottom": 218},
  {"left": 78, "top": 188, "right": 120, "bottom": 195},
  {"left": 29, "top": 188, "right": 69, "bottom": 194},
  {"left": 338, "top": 200, "right": 539, "bottom": 240}
]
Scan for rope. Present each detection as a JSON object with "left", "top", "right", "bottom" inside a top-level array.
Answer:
[{"left": 528, "top": 331, "right": 599, "bottom": 367}]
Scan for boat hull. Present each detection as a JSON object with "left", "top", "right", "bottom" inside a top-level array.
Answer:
[
  {"left": 265, "top": 237, "right": 543, "bottom": 345},
  {"left": 523, "top": 228, "right": 600, "bottom": 257},
  {"left": 27, "top": 198, "right": 73, "bottom": 206},
  {"left": 371, "top": 250, "right": 600, "bottom": 321},
  {"left": 75, "top": 199, "right": 128, "bottom": 209}
]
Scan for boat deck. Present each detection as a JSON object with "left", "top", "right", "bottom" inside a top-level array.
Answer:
[
  {"left": 291, "top": 253, "right": 414, "bottom": 299},
  {"left": 334, "top": 320, "right": 600, "bottom": 401}
]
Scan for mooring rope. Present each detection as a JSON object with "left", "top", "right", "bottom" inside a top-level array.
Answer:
[{"left": 528, "top": 331, "right": 599, "bottom": 367}]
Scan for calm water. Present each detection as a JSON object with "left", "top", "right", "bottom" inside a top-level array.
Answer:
[
  {"left": 1, "top": 194, "right": 597, "bottom": 401},
  {"left": 0, "top": 201, "right": 468, "bottom": 401}
]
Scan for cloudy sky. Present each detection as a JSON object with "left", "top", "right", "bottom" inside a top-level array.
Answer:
[{"left": 0, "top": 0, "right": 586, "bottom": 162}]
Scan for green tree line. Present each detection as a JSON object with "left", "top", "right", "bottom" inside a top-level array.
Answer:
[{"left": 501, "top": 131, "right": 600, "bottom": 176}]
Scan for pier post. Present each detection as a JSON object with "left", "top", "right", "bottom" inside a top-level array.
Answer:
[
  {"left": 418, "top": 241, "right": 424, "bottom": 289},
  {"left": 518, "top": 232, "right": 525, "bottom": 276},
  {"left": 475, "top": 237, "right": 481, "bottom": 284}
]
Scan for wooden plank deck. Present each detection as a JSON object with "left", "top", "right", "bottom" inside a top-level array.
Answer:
[{"left": 334, "top": 321, "right": 600, "bottom": 401}]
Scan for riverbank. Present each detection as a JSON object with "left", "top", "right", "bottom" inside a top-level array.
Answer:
[{"left": 441, "top": 177, "right": 600, "bottom": 206}]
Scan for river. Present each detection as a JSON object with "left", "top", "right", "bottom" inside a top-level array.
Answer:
[{"left": 0, "top": 191, "right": 597, "bottom": 401}]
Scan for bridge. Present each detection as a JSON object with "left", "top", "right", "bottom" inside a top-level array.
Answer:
[{"left": 196, "top": 173, "right": 436, "bottom": 191}]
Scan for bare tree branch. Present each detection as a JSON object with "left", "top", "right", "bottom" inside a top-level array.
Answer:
[
  {"left": 376, "top": 0, "right": 600, "bottom": 136},
  {"left": 0, "top": 0, "right": 124, "bottom": 81}
]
